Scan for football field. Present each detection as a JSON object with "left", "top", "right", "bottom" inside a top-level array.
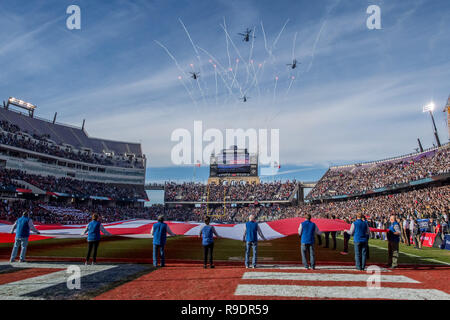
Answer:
[
  {"left": 1, "top": 234, "right": 449, "bottom": 265},
  {"left": 0, "top": 235, "right": 449, "bottom": 300}
]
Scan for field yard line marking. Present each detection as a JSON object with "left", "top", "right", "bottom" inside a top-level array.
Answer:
[
  {"left": 369, "top": 244, "right": 418, "bottom": 256},
  {"left": 368, "top": 244, "right": 450, "bottom": 265},
  {"left": 242, "top": 272, "right": 419, "bottom": 283},
  {"left": 0, "top": 265, "right": 115, "bottom": 299},
  {"left": 234, "top": 284, "right": 450, "bottom": 300},
  {"left": 228, "top": 257, "right": 274, "bottom": 261},
  {"left": 0, "top": 295, "right": 45, "bottom": 300},
  {"left": 0, "top": 262, "right": 119, "bottom": 269},
  {"left": 422, "top": 258, "right": 450, "bottom": 265},
  {"left": 257, "top": 264, "right": 390, "bottom": 272}
]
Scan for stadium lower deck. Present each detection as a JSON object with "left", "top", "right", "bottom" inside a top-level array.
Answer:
[{"left": 0, "top": 235, "right": 448, "bottom": 300}]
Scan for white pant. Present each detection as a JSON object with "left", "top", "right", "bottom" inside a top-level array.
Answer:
[{"left": 10, "top": 237, "right": 29, "bottom": 261}]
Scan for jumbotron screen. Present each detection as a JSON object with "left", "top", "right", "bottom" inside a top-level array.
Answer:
[{"left": 217, "top": 153, "right": 250, "bottom": 174}]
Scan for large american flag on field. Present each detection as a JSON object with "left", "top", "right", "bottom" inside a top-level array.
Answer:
[{"left": 0, "top": 217, "right": 378, "bottom": 242}]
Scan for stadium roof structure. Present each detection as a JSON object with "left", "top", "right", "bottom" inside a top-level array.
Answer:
[
  {"left": 0, "top": 106, "right": 142, "bottom": 156},
  {"left": 329, "top": 142, "right": 448, "bottom": 170}
]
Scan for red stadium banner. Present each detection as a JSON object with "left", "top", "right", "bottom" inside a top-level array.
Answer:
[{"left": 420, "top": 233, "right": 437, "bottom": 248}]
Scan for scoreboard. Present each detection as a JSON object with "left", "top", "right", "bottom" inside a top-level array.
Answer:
[{"left": 210, "top": 146, "right": 258, "bottom": 177}]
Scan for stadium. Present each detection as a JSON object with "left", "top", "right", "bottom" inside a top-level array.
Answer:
[
  {"left": 0, "top": 97, "right": 449, "bottom": 301},
  {"left": 1, "top": 0, "right": 450, "bottom": 308}
]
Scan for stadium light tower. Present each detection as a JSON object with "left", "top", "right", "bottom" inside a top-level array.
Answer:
[{"left": 422, "top": 102, "right": 441, "bottom": 147}]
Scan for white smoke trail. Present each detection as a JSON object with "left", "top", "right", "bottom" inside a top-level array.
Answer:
[
  {"left": 307, "top": 20, "right": 326, "bottom": 72},
  {"left": 179, "top": 19, "right": 200, "bottom": 57},
  {"left": 189, "top": 63, "right": 207, "bottom": 107},
  {"left": 178, "top": 76, "right": 199, "bottom": 108},
  {"left": 307, "top": 0, "right": 342, "bottom": 72},
  {"left": 154, "top": 40, "right": 199, "bottom": 108},
  {"left": 272, "top": 76, "right": 278, "bottom": 103},
  {"left": 154, "top": 40, "right": 187, "bottom": 77},
  {"left": 223, "top": 17, "right": 232, "bottom": 70},
  {"left": 179, "top": 19, "right": 208, "bottom": 105},
  {"left": 231, "top": 59, "right": 245, "bottom": 97},
  {"left": 292, "top": 31, "right": 298, "bottom": 61},
  {"left": 260, "top": 20, "right": 283, "bottom": 85},
  {"left": 214, "top": 65, "right": 218, "bottom": 106},
  {"left": 230, "top": 59, "right": 239, "bottom": 89},
  {"left": 245, "top": 60, "right": 265, "bottom": 99},
  {"left": 244, "top": 25, "right": 257, "bottom": 90},
  {"left": 284, "top": 31, "right": 299, "bottom": 98},
  {"left": 220, "top": 23, "right": 251, "bottom": 80},
  {"left": 260, "top": 21, "right": 269, "bottom": 55},
  {"left": 273, "top": 18, "right": 290, "bottom": 50},
  {"left": 285, "top": 77, "right": 295, "bottom": 97},
  {"left": 196, "top": 46, "right": 239, "bottom": 103}
]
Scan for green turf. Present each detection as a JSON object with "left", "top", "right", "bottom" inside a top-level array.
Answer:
[
  {"left": 353, "top": 237, "right": 450, "bottom": 264},
  {"left": 0, "top": 235, "right": 448, "bottom": 265}
]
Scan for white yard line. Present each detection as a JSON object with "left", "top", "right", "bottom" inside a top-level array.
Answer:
[
  {"left": 227, "top": 257, "right": 274, "bottom": 261},
  {"left": 257, "top": 264, "right": 390, "bottom": 272},
  {"left": 0, "top": 265, "right": 115, "bottom": 299},
  {"left": 242, "top": 272, "right": 418, "bottom": 283},
  {"left": 235, "top": 284, "right": 450, "bottom": 300},
  {"left": 0, "top": 261, "right": 118, "bottom": 269}
]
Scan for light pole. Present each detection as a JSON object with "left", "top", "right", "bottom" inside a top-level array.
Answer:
[{"left": 423, "top": 102, "right": 441, "bottom": 147}]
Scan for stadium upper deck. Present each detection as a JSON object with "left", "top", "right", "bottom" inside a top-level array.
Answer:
[
  {"left": 0, "top": 100, "right": 146, "bottom": 189},
  {"left": 0, "top": 106, "right": 144, "bottom": 168},
  {"left": 307, "top": 143, "right": 450, "bottom": 200}
]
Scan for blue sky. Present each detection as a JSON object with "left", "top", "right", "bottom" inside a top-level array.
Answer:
[{"left": 0, "top": 0, "right": 449, "bottom": 183}]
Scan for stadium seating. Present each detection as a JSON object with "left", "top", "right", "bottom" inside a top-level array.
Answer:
[
  {"left": 0, "top": 200, "right": 150, "bottom": 224},
  {"left": 0, "top": 108, "right": 144, "bottom": 168},
  {"left": 0, "top": 168, "right": 147, "bottom": 200},
  {"left": 164, "top": 181, "right": 297, "bottom": 202},
  {"left": 159, "top": 184, "right": 450, "bottom": 226},
  {"left": 307, "top": 145, "right": 449, "bottom": 199}
]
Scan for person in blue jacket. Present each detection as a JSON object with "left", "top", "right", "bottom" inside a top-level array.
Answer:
[
  {"left": 387, "top": 215, "right": 401, "bottom": 268},
  {"left": 298, "top": 214, "right": 322, "bottom": 270},
  {"left": 362, "top": 214, "right": 370, "bottom": 259},
  {"left": 346, "top": 213, "right": 370, "bottom": 271},
  {"left": 199, "top": 216, "right": 219, "bottom": 268},
  {"left": 10, "top": 211, "right": 41, "bottom": 263},
  {"left": 81, "top": 213, "right": 111, "bottom": 265},
  {"left": 242, "top": 215, "right": 267, "bottom": 268},
  {"left": 151, "top": 215, "right": 176, "bottom": 267}
]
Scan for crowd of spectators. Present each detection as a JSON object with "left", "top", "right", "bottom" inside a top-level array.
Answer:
[
  {"left": 0, "top": 200, "right": 150, "bottom": 225},
  {"left": 157, "top": 184, "right": 450, "bottom": 225},
  {"left": 0, "top": 120, "right": 144, "bottom": 169},
  {"left": 291, "top": 184, "right": 448, "bottom": 222},
  {"left": 0, "top": 184, "right": 448, "bottom": 242},
  {"left": 0, "top": 168, "right": 147, "bottom": 200},
  {"left": 308, "top": 146, "right": 450, "bottom": 199},
  {"left": 0, "top": 169, "right": 27, "bottom": 190},
  {"left": 165, "top": 181, "right": 297, "bottom": 202},
  {"left": 0, "top": 175, "right": 448, "bottom": 238}
]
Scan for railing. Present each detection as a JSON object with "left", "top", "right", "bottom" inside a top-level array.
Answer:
[
  {"left": 3, "top": 107, "right": 84, "bottom": 130},
  {"left": 306, "top": 172, "right": 450, "bottom": 202},
  {"left": 330, "top": 142, "right": 449, "bottom": 169},
  {"left": 1, "top": 106, "right": 143, "bottom": 155}
]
